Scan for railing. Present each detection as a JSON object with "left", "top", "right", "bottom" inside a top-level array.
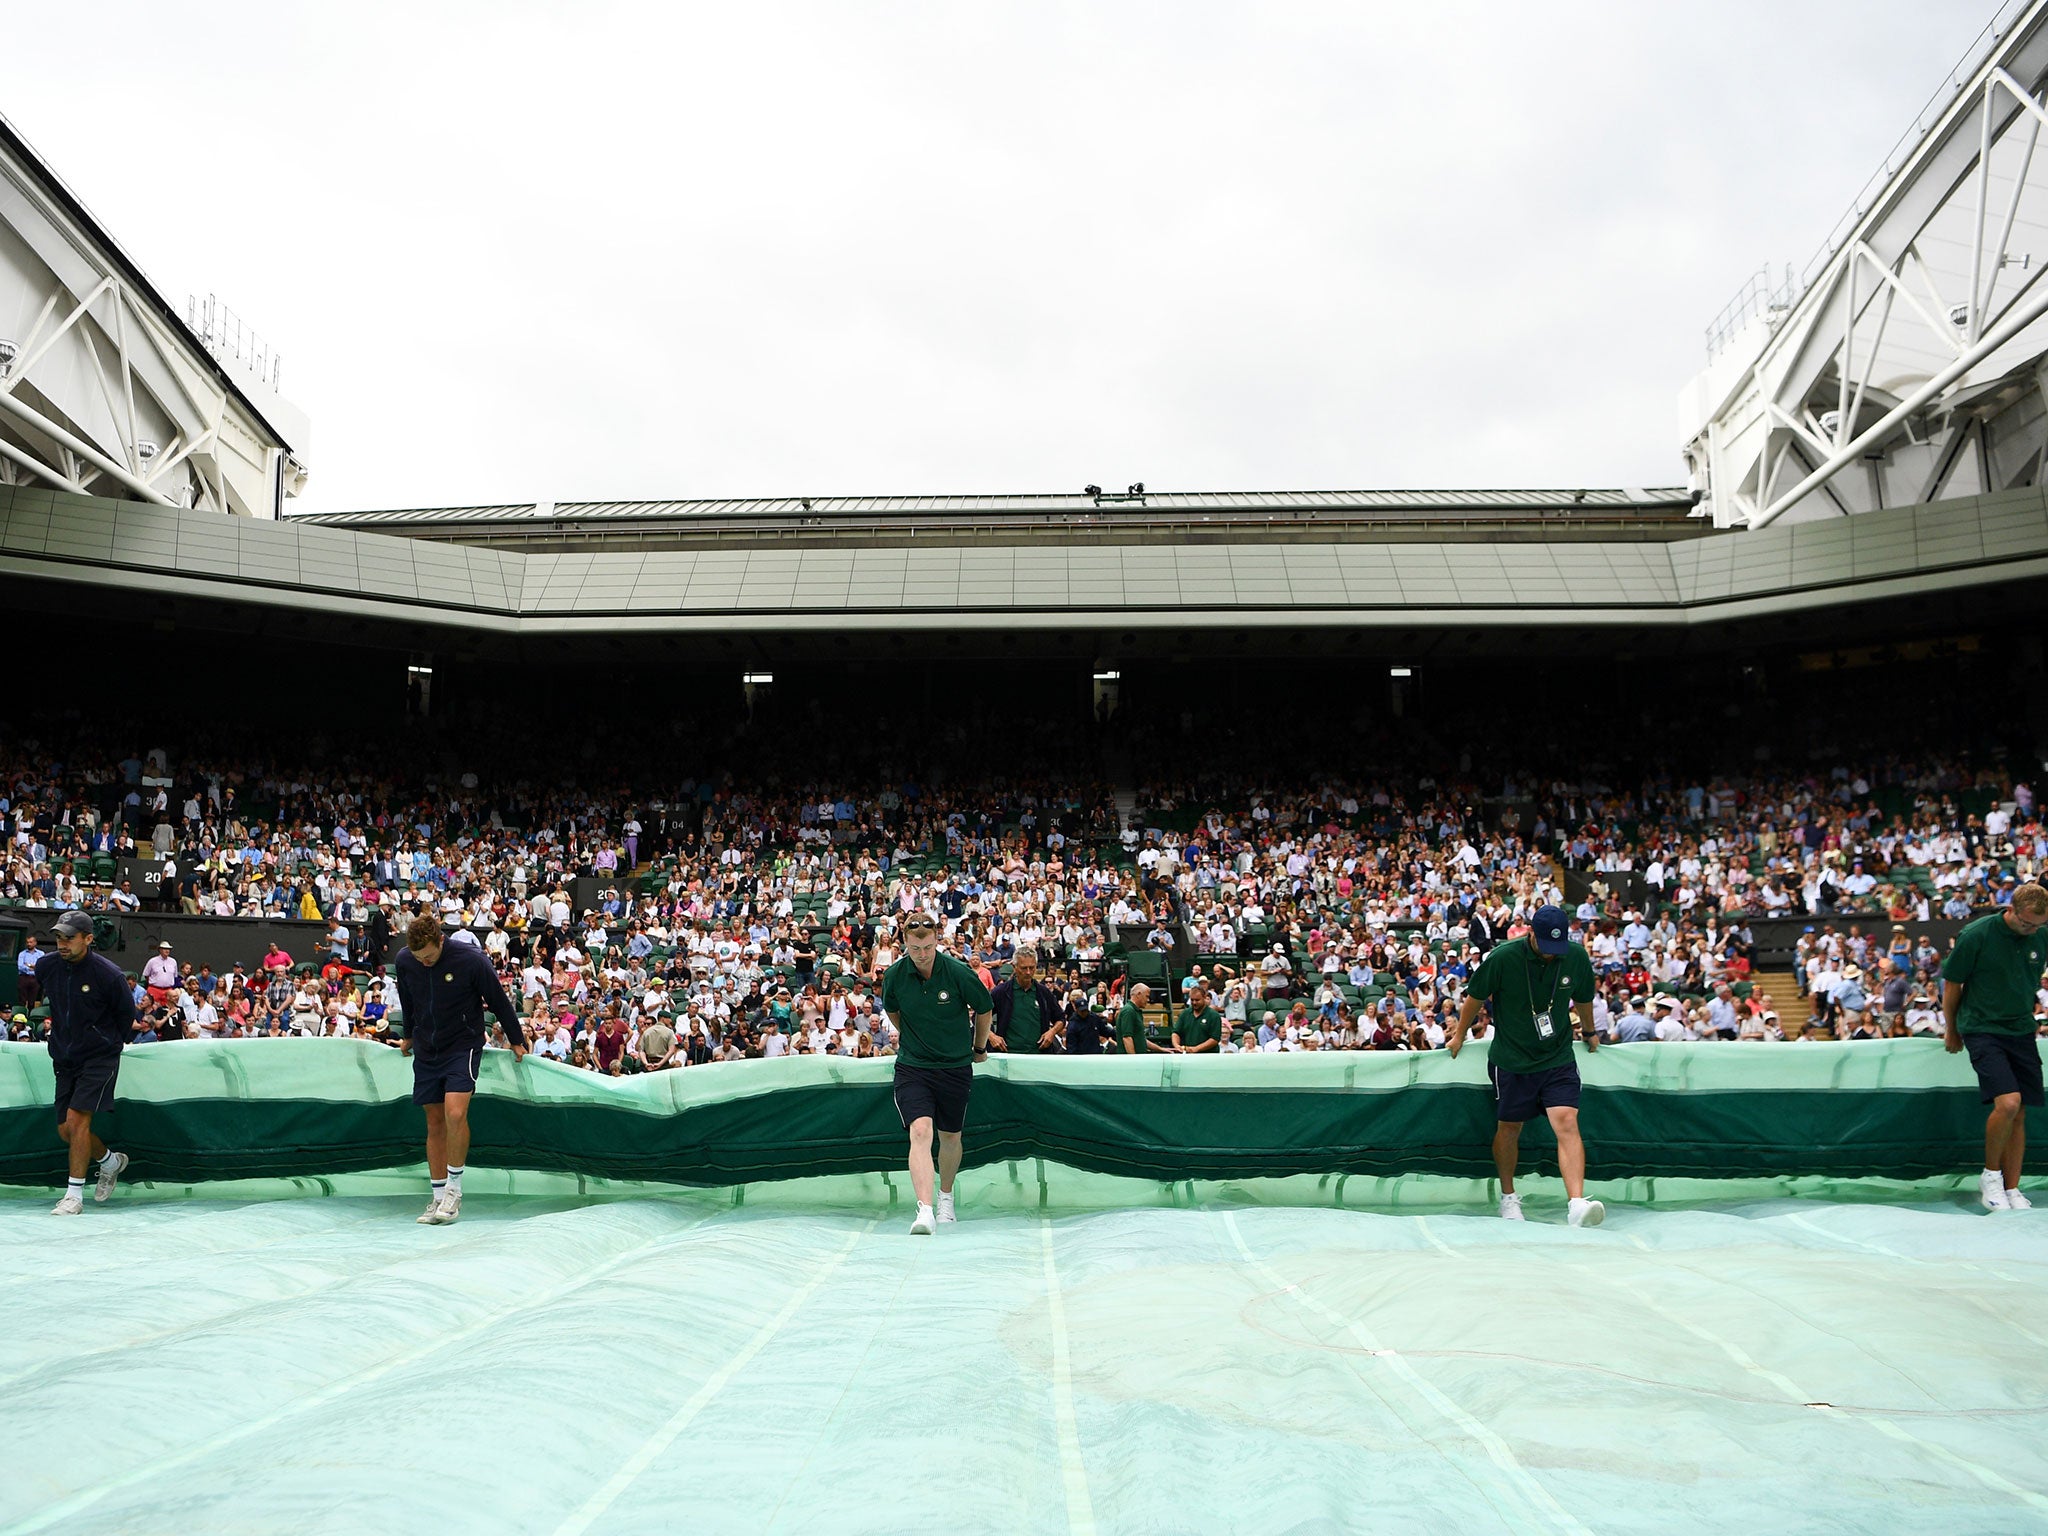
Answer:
[
  {"left": 1704, "top": 265, "right": 1798, "bottom": 361},
  {"left": 187, "top": 293, "right": 283, "bottom": 392}
]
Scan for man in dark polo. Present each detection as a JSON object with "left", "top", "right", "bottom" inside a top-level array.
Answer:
[
  {"left": 880, "top": 913, "right": 992, "bottom": 1234},
  {"left": 1943, "top": 881, "right": 2048, "bottom": 1211},
  {"left": 37, "top": 911, "right": 132, "bottom": 1214},
  {"left": 990, "top": 945, "right": 1064, "bottom": 1055},
  {"left": 1172, "top": 979, "right": 1224, "bottom": 1054}
]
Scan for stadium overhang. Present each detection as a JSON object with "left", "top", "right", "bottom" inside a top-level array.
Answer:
[{"left": 4, "top": 483, "right": 2048, "bottom": 661}]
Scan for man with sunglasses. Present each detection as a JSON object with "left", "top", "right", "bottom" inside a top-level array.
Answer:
[
  {"left": 880, "top": 912, "right": 991, "bottom": 1235},
  {"left": 1942, "top": 882, "right": 2048, "bottom": 1211}
]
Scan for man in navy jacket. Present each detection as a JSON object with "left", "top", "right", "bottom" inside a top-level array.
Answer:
[
  {"left": 989, "top": 945, "right": 1066, "bottom": 1054},
  {"left": 394, "top": 913, "right": 527, "bottom": 1226},
  {"left": 37, "top": 911, "right": 133, "bottom": 1214}
]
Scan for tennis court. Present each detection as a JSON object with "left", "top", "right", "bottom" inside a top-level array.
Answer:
[
  {"left": 5, "top": 1164, "right": 2048, "bottom": 1534},
  {"left": 3, "top": 1042, "right": 2047, "bottom": 1533}
]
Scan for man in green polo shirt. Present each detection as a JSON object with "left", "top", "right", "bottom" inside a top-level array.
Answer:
[
  {"left": 1450, "top": 904, "right": 1604, "bottom": 1227},
  {"left": 1172, "top": 980, "right": 1223, "bottom": 1054},
  {"left": 991, "top": 946, "right": 1061, "bottom": 1055},
  {"left": 880, "top": 912, "right": 993, "bottom": 1235},
  {"left": 1114, "top": 982, "right": 1162, "bottom": 1054},
  {"left": 1942, "top": 882, "right": 2048, "bottom": 1211}
]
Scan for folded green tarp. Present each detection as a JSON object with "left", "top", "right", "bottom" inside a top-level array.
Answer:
[{"left": 1, "top": 1038, "right": 2037, "bottom": 1188}]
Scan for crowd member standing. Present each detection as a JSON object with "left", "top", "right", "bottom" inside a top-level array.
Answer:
[
  {"left": 1942, "top": 882, "right": 2048, "bottom": 1211},
  {"left": 36, "top": 912, "right": 131, "bottom": 1215},
  {"left": 1449, "top": 904, "right": 1604, "bottom": 1228},
  {"left": 394, "top": 914, "right": 528, "bottom": 1226}
]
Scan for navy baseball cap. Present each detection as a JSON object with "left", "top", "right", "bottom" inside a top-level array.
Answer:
[
  {"left": 1528, "top": 905, "right": 1571, "bottom": 956},
  {"left": 48, "top": 912, "right": 94, "bottom": 939}
]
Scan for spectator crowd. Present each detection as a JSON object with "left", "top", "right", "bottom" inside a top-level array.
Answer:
[{"left": 6, "top": 722, "right": 2046, "bottom": 1065}]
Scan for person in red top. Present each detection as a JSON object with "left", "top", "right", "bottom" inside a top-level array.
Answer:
[{"left": 594, "top": 1015, "right": 629, "bottom": 1072}]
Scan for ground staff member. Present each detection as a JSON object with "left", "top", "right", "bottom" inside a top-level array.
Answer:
[
  {"left": 1172, "top": 980, "right": 1223, "bottom": 1053},
  {"left": 1449, "top": 903, "right": 1605, "bottom": 1228},
  {"left": 1114, "top": 982, "right": 1160, "bottom": 1054},
  {"left": 394, "top": 913, "right": 527, "bottom": 1226},
  {"left": 880, "top": 913, "right": 992, "bottom": 1235},
  {"left": 37, "top": 911, "right": 131, "bottom": 1215},
  {"left": 1942, "top": 882, "right": 2048, "bottom": 1211},
  {"left": 989, "top": 945, "right": 1064, "bottom": 1054}
]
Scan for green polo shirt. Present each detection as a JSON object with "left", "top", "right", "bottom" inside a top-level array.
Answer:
[
  {"left": 1006, "top": 984, "right": 1043, "bottom": 1054},
  {"left": 1114, "top": 1002, "right": 1149, "bottom": 1055},
  {"left": 881, "top": 952, "right": 993, "bottom": 1069},
  {"left": 1174, "top": 1005, "right": 1222, "bottom": 1051},
  {"left": 1942, "top": 912, "right": 2048, "bottom": 1036},
  {"left": 1466, "top": 936, "right": 1596, "bottom": 1075}
]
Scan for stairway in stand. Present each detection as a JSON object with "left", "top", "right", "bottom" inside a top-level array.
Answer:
[{"left": 1748, "top": 969, "right": 1802, "bottom": 1021}]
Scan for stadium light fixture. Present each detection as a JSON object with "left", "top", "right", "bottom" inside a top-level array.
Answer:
[
  {"left": 0, "top": 338, "right": 15, "bottom": 374},
  {"left": 1083, "top": 484, "right": 1102, "bottom": 496},
  {"left": 743, "top": 671, "right": 773, "bottom": 685},
  {"left": 1389, "top": 666, "right": 1412, "bottom": 678},
  {"left": 407, "top": 664, "right": 433, "bottom": 677},
  {"left": 1093, "top": 669, "right": 1120, "bottom": 681}
]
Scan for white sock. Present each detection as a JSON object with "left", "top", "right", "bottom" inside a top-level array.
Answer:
[
  {"left": 97, "top": 1148, "right": 118, "bottom": 1167},
  {"left": 917, "top": 1201, "right": 934, "bottom": 1216},
  {"left": 431, "top": 1178, "right": 447, "bottom": 1201},
  {"left": 66, "top": 1177, "right": 85, "bottom": 1199},
  {"left": 1987, "top": 1167, "right": 2004, "bottom": 1182},
  {"left": 446, "top": 1166, "right": 464, "bottom": 1196}
]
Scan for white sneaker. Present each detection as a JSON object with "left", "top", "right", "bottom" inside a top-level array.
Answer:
[
  {"left": 1982, "top": 1171, "right": 2012, "bottom": 1212},
  {"left": 937, "top": 1193, "right": 957, "bottom": 1224},
  {"left": 1568, "top": 1197, "right": 1605, "bottom": 1228},
  {"left": 909, "top": 1204, "right": 936, "bottom": 1235},
  {"left": 437, "top": 1193, "right": 462, "bottom": 1225},
  {"left": 50, "top": 1192, "right": 83, "bottom": 1216},
  {"left": 1499, "top": 1192, "right": 1525, "bottom": 1221},
  {"left": 417, "top": 1193, "right": 455, "bottom": 1225},
  {"left": 93, "top": 1150, "right": 128, "bottom": 1203},
  {"left": 2006, "top": 1186, "right": 2033, "bottom": 1211}
]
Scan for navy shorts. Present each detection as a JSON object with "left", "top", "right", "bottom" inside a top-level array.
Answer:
[
  {"left": 893, "top": 1064, "right": 973, "bottom": 1134},
  {"left": 1964, "top": 1033, "right": 2045, "bottom": 1107},
  {"left": 412, "top": 1046, "right": 482, "bottom": 1106},
  {"left": 1490, "top": 1061, "right": 1582, "bottom": 1123},
  {"left": 53, "top": 1055, "right": 120, "bottom": 1122}
]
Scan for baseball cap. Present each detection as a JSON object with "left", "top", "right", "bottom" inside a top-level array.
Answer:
[
  {"left": 48, "top": 911, "right": 94, "bottom": 939},
  {"left": 1528, "top": 905, "right": 1571, "bottom": 956}
]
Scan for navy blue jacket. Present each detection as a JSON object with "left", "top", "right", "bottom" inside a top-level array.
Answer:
[
  {"left": 393, "top": 941, "right": 525, "bottom": 1056},
  {"left": 36, "top": 949, "right": 134, "bottom": 1064}
]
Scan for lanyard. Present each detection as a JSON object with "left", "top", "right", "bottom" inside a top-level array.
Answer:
[{"left": 1524, "top": 950, "right": 1564, "bottom": 1022}]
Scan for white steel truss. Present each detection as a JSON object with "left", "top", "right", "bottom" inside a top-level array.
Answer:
[
  {"left": 1681, "top": 0, "right": 2048, "bottom": 530},
  {"left": 0, "top": 115, "right": 307, "bottom": 515}
]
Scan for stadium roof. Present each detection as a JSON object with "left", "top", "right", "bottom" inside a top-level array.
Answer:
[
  {"left": 297, "top": 486, "right": 1692, "bottom": 527},
  {"left": 0, "top": 109, "right": 299, "bottom": 456},
  {"left": 288, "top": 486, "right": 1702, "bottom": 552}
]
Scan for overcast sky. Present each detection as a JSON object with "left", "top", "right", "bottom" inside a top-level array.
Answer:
[{"left": 4, "top": 1, "right": 2004, "bottom": 513}]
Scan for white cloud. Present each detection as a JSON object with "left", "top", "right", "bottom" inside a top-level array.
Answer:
[{"left": 3, "top": 0, "right": 1995, "bottom": 511}]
